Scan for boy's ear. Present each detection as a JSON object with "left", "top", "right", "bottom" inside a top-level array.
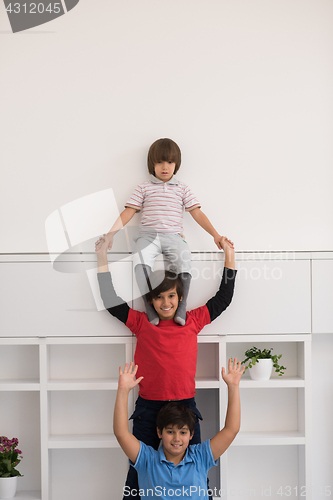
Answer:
[
  {"left": 189, "top": 432, "right": 194, "bottom": 441},
  {"left": 157, "top": 427, "right": 162, "bottom": 439}
]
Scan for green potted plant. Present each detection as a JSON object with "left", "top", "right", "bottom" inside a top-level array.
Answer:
[
  {"left": 241, "top": 347, "right": 286, "bottom": 380},
  {"left": 0, "top": 436, "right": 23, "bottom": 499}
]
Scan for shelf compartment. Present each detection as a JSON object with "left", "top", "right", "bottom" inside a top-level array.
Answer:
[
  {"left": 226, "top": 340, "right": 306, "bottom": 380},
  {"left": 48, "top": 434, "right": 118, "bottom": 449},
  {"left": 195, "top": 388, "right": 220, "bottom": 492},
  {"left": 0, "top": 344, "right": 39, "bottom": 382},
  {"left": 49, "top": 391, "right": 115, "bottom": 437},
  {"left": 239, "top": 387, "right": 301, "bottom": 433},
  {"left": 48, "top": 343, "right": 127, "bottom": 383},
  {"left": 226, "top": 445, "right": 300, "bottom": 500},
  {"left": 1, "top": 392, "right": 41, "bottom": 493},
  {"left": 196, "top": 341, "right": 219, "bottom": 383},
  {"left": 49, "top": 448, "right": 128, "bottom": 500}
]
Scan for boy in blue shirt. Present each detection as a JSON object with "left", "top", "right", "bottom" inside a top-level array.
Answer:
[{"left": 114, "top": 360, "right": 244, "bottom": 499}]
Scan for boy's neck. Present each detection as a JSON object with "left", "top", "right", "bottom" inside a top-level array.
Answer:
[
  {"left": 158, "top": 314, "right": 177, "bottom": 321},
  {"left": 162, "top": 445, "right": 187, "bottom": 466}
]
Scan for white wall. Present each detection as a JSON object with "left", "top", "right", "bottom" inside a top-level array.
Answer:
[{"left": 1, "top": 0, "right": 333, "bottom": 253}]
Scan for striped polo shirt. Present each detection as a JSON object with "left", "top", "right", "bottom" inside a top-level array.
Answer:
[{"left": 125, "top": 175, "right": 201, "bottom": 233}]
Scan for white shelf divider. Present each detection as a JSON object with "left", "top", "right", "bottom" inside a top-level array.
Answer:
[
  {"left": 48, "top": 434, "right": 119, "bottom": 449},
  {"left": 233, "top": 431, "right": 306, "bottom": 446}
]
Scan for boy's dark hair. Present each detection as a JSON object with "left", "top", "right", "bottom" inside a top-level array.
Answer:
[
  {"left": 156, "top": 402, "right": 196, "bottom": 434},
  {"left": 147, "top": 138, "right": 181, "bottom": 176},
  {"left": 145, "top": 270, "right": 183, "bottom": 304}
]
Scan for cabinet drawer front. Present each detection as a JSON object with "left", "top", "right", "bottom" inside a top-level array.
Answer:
[{"left": 188, "top": 260, "right": 311, "bottom": 334}]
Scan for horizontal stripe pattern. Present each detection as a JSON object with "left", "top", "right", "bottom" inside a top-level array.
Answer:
[{"left": 125, "top": 178, "right": 200, "bottom": 233}]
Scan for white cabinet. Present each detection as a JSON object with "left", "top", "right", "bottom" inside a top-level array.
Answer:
[
  {"left": 0, "top": 334, "right": 312, "bottom": 500},
  {"left": 0, "top": 256, "right": 133, "bottom": 337},
  {"left": 0, "top": 252, "right": 314, "bottom": 500},
  {"left": 0, "top": 339, "right": 41, "bottom": 498},
  {"left": 195, "top": 335, "right": 312, "bottom": 500},
  {"left": 0, "top": 337, "right": 134, "bottom": 500},
  {"left": 189, "top": 256, "right": 311, "bottom": 334},
  {"left": 222, "top": 335, "right": 312, "bottom": 500}
]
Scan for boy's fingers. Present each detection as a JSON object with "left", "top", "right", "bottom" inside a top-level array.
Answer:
[{"left": 123, "top": 363, "right": 129, "bottom": 373}]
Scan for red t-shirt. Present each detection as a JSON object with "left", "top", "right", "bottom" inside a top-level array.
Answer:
[{"left": 126, "top": 306, "right": 211, "bottom": 400}]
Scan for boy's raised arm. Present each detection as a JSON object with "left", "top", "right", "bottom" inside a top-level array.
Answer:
[
  {"left": 114, "top": 363, "right": 143, "bottom": 464},
  {"left": 210, "top": 358, "right": 244, "bottom": 461},
  {"left": 95, "top": 236, "right": 130, "bottom": 322},
  {"left": 189, "top": 208, "right": 234, "bottom": 251},
  {"left": 205, "top": 239, "right": 236, "bottom": 322},
  {"left": 220, "top": 237, "right": 235, "bottom": 270}
]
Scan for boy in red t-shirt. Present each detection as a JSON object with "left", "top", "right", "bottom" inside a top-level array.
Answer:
[{"left": 96, "top": 235, "right": 236, "bottom": 499}]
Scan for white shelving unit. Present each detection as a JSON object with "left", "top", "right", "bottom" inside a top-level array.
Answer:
[
  {"left": 0, "top": 334, "right": 311, "bottom": 500},
  {"left": 0, "top": 251, "right": 321, "bottom": 500},
  {"left": 221, "top": 335, "right": 312, "bottom": 500}
]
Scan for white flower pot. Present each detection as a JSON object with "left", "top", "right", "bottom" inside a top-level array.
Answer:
[
  {"left": 249, "top": 359, "right": 273, "bottom": 381},
  {"left": 0, "top": 476, "right": 18, "bottom": 499}
]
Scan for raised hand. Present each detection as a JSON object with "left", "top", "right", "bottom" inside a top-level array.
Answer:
[
  {"left": 221, "top": 358, "right": 245, "bottom": 387},
  {"left": 219, "top": 236, "right": 234, "bottom": 251},
  {"left": 118, "top": 362, "right": 143, "bottom": 392}
]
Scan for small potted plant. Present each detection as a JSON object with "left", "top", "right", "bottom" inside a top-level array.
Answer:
[
  {"left": 0, "top": 436, "right": 23, "bottom": 499},
  {"left": 241, "top": 347, "right": 286, "bottom": 380}
]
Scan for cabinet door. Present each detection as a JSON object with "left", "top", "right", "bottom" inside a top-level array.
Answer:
[
  {"left": 188, "top": 260, "right": 311, "bottom": 334},
  {"left": 0, "top": 262, "right": 132, "bottom": 337},
  {"left": 312, "top": 259, "right": 333, "bottom": 334}
]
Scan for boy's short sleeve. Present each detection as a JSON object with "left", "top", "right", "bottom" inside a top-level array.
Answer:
[
  {"left": 190, "top": 439, "right": 219, "bottom": 470},
  {"left": 182, "top": 184, "right": 201, "bottom": 212},
  {"left": 131, "top": 441, "right": 157, "bottom": 473},
  {"left": 126, "top": 308, "right": 145, "bottom": 336},
  {"left": 125, "top": 184, "right": 144, "bottom": 211}
]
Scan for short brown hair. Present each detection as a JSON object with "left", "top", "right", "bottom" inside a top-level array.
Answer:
[
  {"left": 145, "top": 270, "right": 183, "bottom": 303},
  {"left": 156, "top": 402, "right": 196, "bottom": 434},
  {"left": 147, "top": 138, "right": 181, "bottom": 176}
]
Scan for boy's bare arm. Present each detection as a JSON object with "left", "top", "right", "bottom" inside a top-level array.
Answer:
[
  {"left": 220, "top": 237, "right": 235, "bottom": 270},
  {"left": 189, "top": 208, "right": 234, "bottom": 250},
  {"left": 96, "top": 207, "right": 137, "bottom": 251},
  {"left": 114, "top": 363, "right": 143, "bottom": 464},
  {"left": 210, "top": 359, "right": 244, "bottom": 461}
]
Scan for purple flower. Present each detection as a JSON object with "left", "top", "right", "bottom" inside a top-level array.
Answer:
[{"left": 0, "top": 436, "right": 23, "bottom": 478}]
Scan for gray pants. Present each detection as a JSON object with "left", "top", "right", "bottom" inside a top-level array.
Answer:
[{"left": 133, "top": 232, "right": 192, "bottom": 275}]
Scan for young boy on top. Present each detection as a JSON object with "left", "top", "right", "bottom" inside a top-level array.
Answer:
[
  {"left": 114, "top": 360, "right": 244, "bottom": 499},
  {"left": 96, "top": 138, "right": 233, "bottom": 326},
  {"left": 95, "top": 234, "right": 236, "bottom": 500}
]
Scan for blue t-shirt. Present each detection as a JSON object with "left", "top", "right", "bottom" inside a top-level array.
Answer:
[{"left": 131, "top": 439, "right": 218, "bottom": 499}]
